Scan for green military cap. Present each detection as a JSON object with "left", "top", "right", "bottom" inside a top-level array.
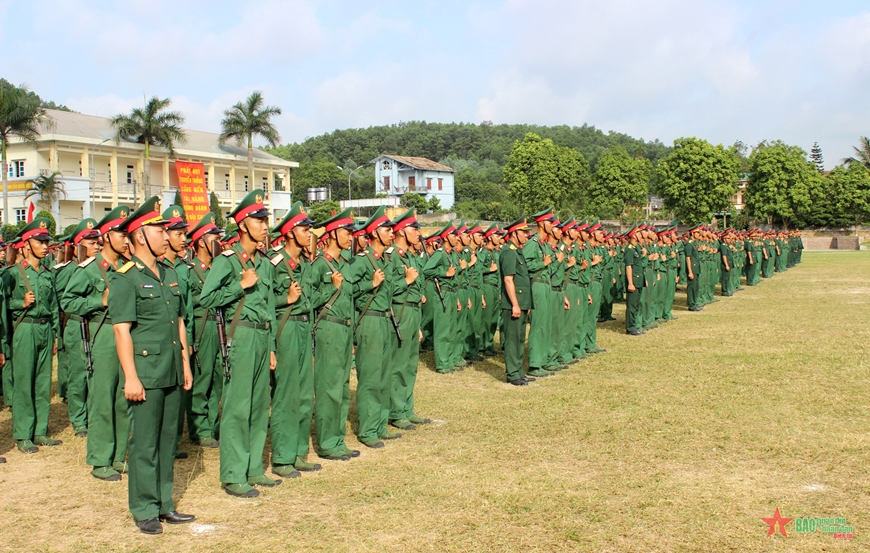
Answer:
[
  {"left": 17, "top": 217, "right": 53, "bottom": 242},
  {"left": 687, "top": 223, "right": 702, "bottom": 232},
  {"left": 96, "top": 205, "right": 131, "bottom": 235},
  {"left": 273, "top": 201, "right": 315, "bottom": 237},
  {"left": 436, "top": 221, "right": 457, "bottom": 240},
  {"left": 57, "top": 233, "right": 71, "bottom": 246},
  {"left": 119, "top": 195, "right": 167, "bottom": 233},
  {"left": 483, "top": 222, "right": 500, "bottom": 239},
  {"left": 162, "top": 205, "right": 189, "bottom": 230},
  {"left": 423, "top": 230, "right": 443, "bottom": 244},
  {"left": 229, "top": 189, "right": 270, "bottom": 224},
  {"left": 187, "top": 212, "right": 223, "bottom": 243},
  {"left": 505, "top": 216, "right": 530, "bottom": 234},
  {"left": 361, "top": 206, "right": 394, "bottom": 236},
  {"left": 531, "top": 207, "right": 555, "bottom": 223},
  {"left": 70, "top": 218, "right": 100, "bottom": 244},
  {"left": 317, "top": 207, "right": 356, "bottom": 232},
  {"left": 391, "top": 208, "right": 420, "bottom": 232},
  {"left": 588, "top": 218, "right": 602, "bottom": 232},
  {"left": 557, "top": 215, "right": 575, "bottom": 229}
]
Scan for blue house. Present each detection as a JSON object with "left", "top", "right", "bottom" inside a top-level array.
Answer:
[{"left": 372, "top": 154, "right": 455, "bottom": 210}]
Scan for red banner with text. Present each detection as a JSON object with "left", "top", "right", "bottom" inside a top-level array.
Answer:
[{"left": 175, "top": 161, "right": 209, "bottom": 226}]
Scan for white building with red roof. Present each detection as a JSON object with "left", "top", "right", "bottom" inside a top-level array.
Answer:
[{"left": 372, "top": 154, "right": 455, "bottom": 210}]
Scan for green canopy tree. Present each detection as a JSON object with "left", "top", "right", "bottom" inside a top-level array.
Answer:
[
  {"left": 744, "top": 141, "right": 820, "bottom": 229},
  {"left": 210, "top": 191, "right": 225, "bottom": 228},
  {"left": 34, "top": 209, "right": 56, "bottom": 236},
  {"left": 585, "top": 145, "right": 651, "bottom": 219},
  {"left": 307, "top": 199, "right": 341, "bottom": 224},
  {"left": 822, "top": 164, "right": 870, "bottom": 232},
  {"left": 842, "top": 136, "right": 870, "bottom": 169},
  {"left": 25, "top": 170, "right": 66, "bottom": 218},
  {"left": 219, "top": 91, "right": 282, "bottom": 192},
  {"left": 504, "top": 133, "right": 590, "bottom": 216},
  {"left": 656, "top": 137, "right": 740, "bottom": 226},
  {"left": 0, "top": 81, "right": 53, "bottom": 224},
  {"left": 401, "top": 192, "right": 428, "bottom": 212},
  {"left": 110, "top": 96, "right": 187, "bottom": 201}
]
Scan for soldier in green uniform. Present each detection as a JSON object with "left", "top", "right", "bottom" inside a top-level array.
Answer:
[
  {"left": 309, "top": 208, "right": 358, "bottom": 461},
  {"left": 719, "top": 231, "right": 734, "bottom": 296},
  {"left": 419, "top": 232, "right": 440, "bottom": 351},
  {"left": 184, "top": 214, "right": 225, "bottom": 449},
  {"left": 570, "top": 221, "right": 593, "bottom": 358},
  {"left": 624, "top": 226, "right": 645, "bottom": 335},
  {"left": 387, "top": 208, "right": 430, "bottom": 430},
  {"left": 661, "top": 228, "right": 679, "bottom": 321},
  {"left": 200, "top": 190, "right": 279, "bottom": 498},
  {"left": 464, "top": 222, "right": 487, "bottom": 362},
  {"left": 109, "top": 196, "right": 195, "bottom": 534},
  {"left": 423, "top": 224, "right": 460, "bottom": 373},
  {"left": 2, "top": 240, "right": 20, "bottom": 410},
  {"left": 64, "top": 206, "right": 131, "bottom": 479},
  {"left": 54, "top": 236, "right": 73, "bottom": 406},
  {"left": 547, "top": 218, "right": 571, "bottom": 368},
  {"left": 56, "top": 220, "right": 99, "bottom": 437},
  {"left": 480, "top": 224, "right": 503, "bottom": 356},
  {"left": 684, "top": 225, "right": 702, "bottom": 311},
  {"left": 269, "top": 202, "right": 320, "bottom": 477},
  {"left": 499, "top": 218, "right": 534, "bottom": 385},
  {"left": 524, "top": 208, "right": 555, "bottom": 376},
  {"left": 586, "top": 220, "right": 608, "bottom": 350},
  {"left": 6, "top": 218, "right": 61, "bottom": 453}
]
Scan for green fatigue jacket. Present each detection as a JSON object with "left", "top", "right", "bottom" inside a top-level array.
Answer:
[
  {"left": 5, "top": 259, "right": 60, "bottom": 339},
  {"left": 271, "top": 249, "right": 313, "bottom": 327},
  {"left": 499, "top": 243, "right": 532, "bottom": 310}
]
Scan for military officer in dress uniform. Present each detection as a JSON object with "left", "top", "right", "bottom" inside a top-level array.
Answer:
[
  {"left": 500, "top": 217, "right": 534, "bottom": 385},
  {"left": 269, "top": 202, "right": 321, "bottom": 477},
  {"left": 6, "top": 218, "right": 61, "bottom": 454},
  {"left": 109, "top": 196, "right": 195, "bottom": 534},
  {"left": 63, "top": 206, "right": 132, "bottom": 480},
  {"left": 200, "top": 190, "right": 279, "bottom": 498}
]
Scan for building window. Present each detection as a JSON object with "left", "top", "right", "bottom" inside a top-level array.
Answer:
[
  {"left": 15, "top": 208, "right": 26, "bottom": 223},
  {"left": 383, "top": 176, "right": 390, "bottom": 192},
  {"left": 438, "top": 178, "right": 443, "bottom": 191},
  {"left": 262, "top": 176, "right": 269, "bottom": 193},
  {"left": 126, "top": 165, "right": 134, "bottom": 184},
  {"left": 427, "top": 178, "right": 432, "bottom": 190},
  {"left": 408, "top": 176, "right": 416, "bottom": 191},
  {"left": 108, "top": 163, "right": 112, "bottom": 183},
  {"left": 225, "top": 174, "right": 230, "bottom": 191},
  {"left": 244, "top": 175, "right": 249, "bottom": 192},
  {"left": 7, "top": 160, "right": 25, "bottom": 178}
]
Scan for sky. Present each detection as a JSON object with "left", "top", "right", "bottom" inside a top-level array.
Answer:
[{"left": 3, "top": 0, "right": 869, "bottom": 167}]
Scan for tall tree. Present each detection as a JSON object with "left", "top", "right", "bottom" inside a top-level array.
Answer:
[
  {"left": 656, "top": 137, "right": 740, "bottom": 226},
  {"left": 0, "top": 81, "right": 53, "bottom": 224},
  {"left": 210, "top": 191, "right": 225, "bottom": 228},
  {"left": 585, "top": 145, "right": 651, "bottom": 219},
  {"left": 503, "top": 133, "right": 589, "bottom": 216},
  {"left": 823, "top": 163, "right": 870, "bottom": 232},
  {"left": 810, "top": 142, "right": 825, "bottom": 172},
  {"left": 842, "top": 136, "right": 870, "bottom": 169},
  {"left": 110, "top": 96, "right": 187, "bottom": 202},
  {"left": 219, "top": 91, "right": 282, "bottom": 191},
  {"left": 744, "top": 141, "right": 820, "bottom": 229},
  {"left": 25, "top": 170, "right": 66, "bottom": 219}
]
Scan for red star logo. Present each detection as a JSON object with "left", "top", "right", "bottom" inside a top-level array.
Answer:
[{"left": 761, "top": 507, "right": 793, "bottom": 537}]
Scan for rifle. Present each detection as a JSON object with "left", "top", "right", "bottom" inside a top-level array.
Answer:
[
  {"left": 80, "top": 316, "right": 94, "bottom": 375},
  {"left": 422, "top": 246, "right": 447, "bottom": 311},
  {"left": 389, "top": 306, "right": 403, "bottom": 346},
  {"left": 215, "top": 307, "right": 231, "bottom": 382}
]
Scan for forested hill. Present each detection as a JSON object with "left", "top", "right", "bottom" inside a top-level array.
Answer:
[{"left": 265, "top": 121, "right": 670, "bottom": 170}]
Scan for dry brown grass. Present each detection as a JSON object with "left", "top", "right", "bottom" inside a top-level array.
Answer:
[{"left": 0, "top": 251, "right": 868, "bottom": 552}]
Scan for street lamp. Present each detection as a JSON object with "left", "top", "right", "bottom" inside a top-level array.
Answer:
[
  {"left": 90, "top": 138, "right": 110, "bottom": 217},
  {"left": 338, "top": 163, "right": 371, "bottom": 202}
]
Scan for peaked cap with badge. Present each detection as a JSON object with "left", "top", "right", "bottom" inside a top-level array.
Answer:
[
  {"left": 162, "top": 205, "right": 189, "bottom": 230},
  {"left": 96, "top": 205, "right": 131, "bottom": 235},
  {"left": 119, "top": 196, "right": 167, "bottom": 233},
  {"left": 273, "top": 201, "right": 315, "bottom": 237},
  {"left": 229, "top": 189, "right": 270, "bottom": 224},
  {"left": 17, "top": 217, "right": 53, "bottom": 242}
]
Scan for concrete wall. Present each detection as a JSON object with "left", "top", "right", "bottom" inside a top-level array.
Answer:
[{"left": 802, "top": 236, "right": 859, "bottom": 250}]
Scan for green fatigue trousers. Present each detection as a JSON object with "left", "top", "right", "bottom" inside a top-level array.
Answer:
[
  {"left": 464, "top": 286, "right": 483, "bottom": 358},
  {"left": 482, "top": 283, "right": 500, "bottom": 354},
  {"left": 57, "top": 339, "right": 68, "bottom": 400},
  {"left": 559, "top": 284, "right": 579, "bottom": 364},
  {"left": 355, "top": 314, "right": 392, "bottom": 443},
  {"left": 220, "top": 325, "right": 271, "bottom": 484},
  {"left": 625, "top": 285, "right": 642, "bottom": 332},
  {"left": 63, "top": 317, "right": 89, "bottom": 430},
  {"left": 502, "top": 309, "right": 528, "bottom": 382},
  {"left": 420, "top": 281, "right": 435, "bottom": 350},
  {"left": 663, "top": 269, "right": 677, "bottom": 320},
  {"left": 454, "top": 289, "right": 470, "bottom": 364},
  {"left": 127, "top": 384, "right": 180, "bottom": 522},
  {"left": 573, "top": 285, "right": 590, "bottom": 357},
  {"left": 433, "top": 289, "right": 456, "bottom": 372},
  {"left": 585, "top": 281, "right": 602, "bottom": 351},
  {"left": 12, "top": 320, "right": 54, "bottom": 441},
  {"left": 271, "top": 317, "right": 313, "bottom": 466},
  {"left": 313, "top": 317, "right": 352, "bottom": 457},
  {"left": 390, "top": 304, "right": 421, "bottom": 421},
  {"left": 641, "top": 270, "right": 656, "bottom": 328},
  {"left": 186, "top": 320, "right": 223, "bottom": 442},
  {"left": 528, "top": 281, "right": 552, "bottom": 369},
  {"left": 87, "top": 320, "right": 129, "bottom": 468},
  {"left": 686, "top": 271, "right": 700, "bottom": 309},
  {"left": 547, "top": 287, "right": 570, "bottom": 367}
]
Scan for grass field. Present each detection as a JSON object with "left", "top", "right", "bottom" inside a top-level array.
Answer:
[{"left": 0, "top": 251, "right": 868, "bottom": 552}]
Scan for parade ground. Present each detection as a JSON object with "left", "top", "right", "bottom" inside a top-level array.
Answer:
[{"left": 0, "top": 250, "right": 866, "bottom": 552}]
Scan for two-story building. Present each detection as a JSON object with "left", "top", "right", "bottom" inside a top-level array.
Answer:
[
  {"left": 372, "top": 154, "right": 455, "bottom": 210},
  {"left": 2, "top": 109, "right": 298, "bottom": 230}
]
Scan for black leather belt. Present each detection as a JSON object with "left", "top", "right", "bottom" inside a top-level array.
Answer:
[
  {"left": 237, "top": 320, "right": 270, "bottom": 330},
  {"left": 21, "top": 317, "right": 50, "bottom": 324},
  {"left": 286, "top": 314, "right": 309, "bottom": 322},
  {"left": 322, "top": 315, "right": 351, "bottom": 326},
  {"left": 393, "top": 301, "right": 421, "bottom": 309}
]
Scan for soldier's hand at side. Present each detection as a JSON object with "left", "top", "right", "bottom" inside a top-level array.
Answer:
[
  {"left": 53, "top": 343, "right": 57, "bottom": 356},
  {"left": 419, "top": 329, "right": 423, "bottom": 343},
  {"left": 404, "top": 266, "right": 418, "bottom": 285},
  {"left": 490, "top": 261, "right": 497, "bottom": 272},
  {"left": 446, "top": 265, "right": 456, "bottom": 277},
  {"left": 183, "top": 364, "right": 193, "bottom": 391},
  {"left": 23, "top": 291, "right": 35, "bottom": 308},
  {"left": 587, "top": 294, "right": 593, "bottom": 305},
  {"left": 481, "top": 295, "right": 486, "bottom": 309},
  {"left": 657, "top": 274, "right": 661, "bottom": 281},
  {"left": 330, "top": 271, "right": 344, "bottom": 289},
  {"left": 457, "top": 299, "right": 462, "bottom": 312},
  {"left": 628, "top": 284, "right": 636, "bottom": 292},
  {"left": 675, "top": 276, "right": 680, "bottom": 284},
  {"left": 421, "top": 295, "right": 426, "bottom": 304},
  {"left": 467, "top": 298, "right": 472, "bottom": 310},
  {"left": 270, "top": 352, "right": 277, "bottom": 371},
  {"left": 0, "top": 353, "right": 5, "bottom": 367},
  {"left": 125, "top": 378, "right": 146, "bottom": 402},
  {"left": 372, "top": 269, "right": 385, "bottom": 288},
  {"left": 102, "top": 287, "right": 109, "bottom": 307},
  {"left": 563, "top": 296, "right": 570, "bottom": 310},
  {"left": 511, "top": 304, "right": 521, "bottom": 319},
  {"left": 240, "top": 269, "right": 259, "bottom": 289},
  {"left": 287, "top": 281, "right": 302, "bottom": 305}
]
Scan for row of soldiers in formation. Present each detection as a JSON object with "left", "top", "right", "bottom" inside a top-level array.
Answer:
[{"left": 0, "top": 190, "right": 803, "bottom": 534}]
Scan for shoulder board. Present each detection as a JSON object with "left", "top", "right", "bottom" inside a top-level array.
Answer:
[
  {"left": 54, "top": 261, "right": 71, "bottom": 270},
  {"left": 117, "top": 261, "right": 136, "bottom": 274},
  {"left": 221, "top": 250, "right": 236, "bottom": 257},
  {"left": 270, "top": 254, "right": 283, "bottom": 267},
  {"left": 509, "top": 244, "right": 517, "bottom": 250},
  {"left": 385, "top": 247, "right": 394, "bottom": 254},
  {"left": 357, "top": 252, "right": 367, "bottom": 256},
  {"left": 78, "top": 257, "right": 96, "bottom": 268},
  {"left": 628, "top": 245, "right": 634, "bottom": 249}
]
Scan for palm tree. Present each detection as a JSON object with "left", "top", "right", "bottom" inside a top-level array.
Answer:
[
  {"left": 842, "top": 136, "right": 870, "bottom": 169},
  {"left": 26, "top": 171, "right": 67, "bottom": 218},
  {"left": 0, "top": 81, "right": 53, "bottom": 225},
  {"left": 110, "top": 96, "right": 187, "bottom": 201},
  {"left": 219, "top": 91, "right": 282, "bottom": 191}
]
